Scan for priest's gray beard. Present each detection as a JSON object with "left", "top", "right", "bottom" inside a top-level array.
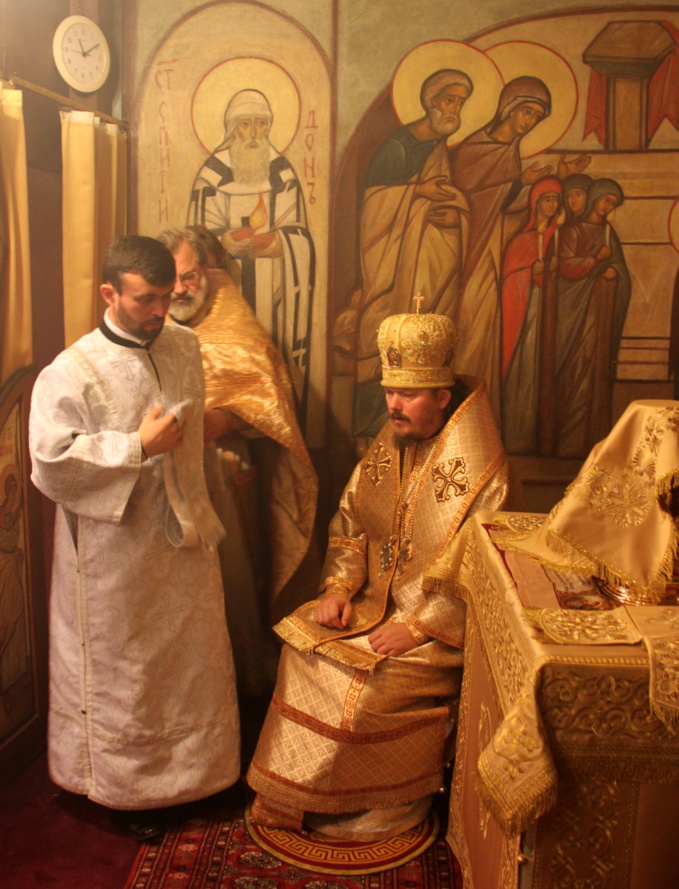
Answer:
[
  {"left": 230, "top": 137, "right": 271, "bottom": 185},
  {"left": 169, "top": 273, "right": 209, "bottom": 323}
]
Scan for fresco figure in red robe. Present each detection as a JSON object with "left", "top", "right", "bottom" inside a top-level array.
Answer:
[
  {"left": 501, "top": 178, "right": 562, "bottom": 454},
  {"left": 450, "top": 77, "right": 589, "bottom": 419}
]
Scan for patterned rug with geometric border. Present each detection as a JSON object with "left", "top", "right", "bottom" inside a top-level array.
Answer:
[
  {"left": 245, "top": 805, "right": 440, "bottom": 875},
  {"left": 124, "top": 808, "right": 462, "bottom": 888}
]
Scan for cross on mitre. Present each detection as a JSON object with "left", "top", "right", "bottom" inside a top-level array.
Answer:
[{"left": 413, "top": 293, "right": 425, "bottom": 314}]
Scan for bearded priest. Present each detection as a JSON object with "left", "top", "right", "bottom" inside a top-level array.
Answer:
[{"left": 247, "top": 301, "right": 511, "bottom": 840}]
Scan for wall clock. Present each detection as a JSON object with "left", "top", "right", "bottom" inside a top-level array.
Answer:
[{"left": 53, "top": 15, "right": 111, "bottom": 93}]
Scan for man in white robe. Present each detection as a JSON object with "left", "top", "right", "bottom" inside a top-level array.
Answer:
[
  {"left": 29, "top": 235, "right": 240, "bottom": 841},
  {"left": 187, "top": 89, "right": 315, "bottom": 426}
]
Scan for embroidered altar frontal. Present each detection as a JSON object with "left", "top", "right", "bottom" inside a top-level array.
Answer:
[{"left": 448, "top": 512, "right": 679, "bottom": 889}]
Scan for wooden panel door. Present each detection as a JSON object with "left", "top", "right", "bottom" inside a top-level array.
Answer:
[{"left": 0, "top": 366, "right": 48, "bottom": 788}]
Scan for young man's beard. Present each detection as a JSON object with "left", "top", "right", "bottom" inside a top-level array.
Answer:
[
  {"left": 230, "top": 137, "right": 271, "bottom": 184},
  {"left": 115, "top": 303, "right": 164, "bottom": 341}
]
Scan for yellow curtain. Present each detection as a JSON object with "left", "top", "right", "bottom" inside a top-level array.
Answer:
[
  {"left": 60, "top": 111, "right": 127, "bottom": 346},
  {"left": 0, "top": 85, "right": 32, "bottom": 386}
]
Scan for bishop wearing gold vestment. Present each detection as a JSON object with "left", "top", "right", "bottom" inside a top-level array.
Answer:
[{"left": 247, "top": 305, "right": 510, "bottom": 840}]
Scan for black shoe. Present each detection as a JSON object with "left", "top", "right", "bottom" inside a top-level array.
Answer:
[
  {"left": 110, "top": 809, "right": 166, "bottom": 843},
  {"left": 127, "top": 818, "right": 166, "bottom": 843}
]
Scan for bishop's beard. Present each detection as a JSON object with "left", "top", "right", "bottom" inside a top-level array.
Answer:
[{"left": 230, "top": 137, "right": 271, "bottom": 185}]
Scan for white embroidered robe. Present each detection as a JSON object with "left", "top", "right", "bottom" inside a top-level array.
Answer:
[{"left": 29, "top": 323, "right": 240, "bottom": 809}]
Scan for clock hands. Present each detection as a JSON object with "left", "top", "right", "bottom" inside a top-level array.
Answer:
[{"left": 75, "top": 37, "right": 100, "bottom": 57}]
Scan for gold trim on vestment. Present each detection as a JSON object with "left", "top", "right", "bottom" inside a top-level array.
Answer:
[
  {"left": 403, "top": 617, "right": 429, "bottom": 646},
  {"left": 249, "top": 759, "right": 444, "bottom": 808},
  {"left": 313, "top": 640, "right": 386, "bottom": 671},
  {"left": 421, "top": 576, "right": 457, "bottom": 595},
  {"left": 271, "top": 694, "right": 445, "bottom": 744},
  {"left": 250, "top": 794, "right": 304, "bottom": 830},
  {"left": 341, "top": 672, "right": 368, "bottom": 730},
  {"left": 327, "top": 537, "right": 366, "bottom": 556},
  {"left": 319, "top": 576, "right": 355, "bottom": 596}
]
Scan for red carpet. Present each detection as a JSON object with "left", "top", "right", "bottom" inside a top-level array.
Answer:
[
  {"left": 124, "top": 811, "right": 462, "bottom": 888},
  {"left": 0, "top": 754, "right": 139, "bottom": 889}
]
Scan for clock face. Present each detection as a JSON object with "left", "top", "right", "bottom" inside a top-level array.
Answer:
[{"left": 53, "top": 15, "right": 111, "bottom": 94}]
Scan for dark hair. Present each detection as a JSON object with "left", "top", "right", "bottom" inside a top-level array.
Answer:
[
  {"left": 440, "top": 379, "right": 469, "bottom": 422},
  {"left": 102, "top": 235, "right": 176, "bottom": 292}
]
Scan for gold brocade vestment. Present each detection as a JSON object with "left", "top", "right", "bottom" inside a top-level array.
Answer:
[
  {"left": 247, "top": 381, "right": 509, "bottom": 828},
  {"left": 182, "top": 271, "right": 318, "bottom": 694},
  {"left": 192, "top": 271, "right": 317, "bottom": 603}
]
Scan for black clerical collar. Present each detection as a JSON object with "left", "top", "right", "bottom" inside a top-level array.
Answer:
[{"left": 99, "top": 319, "right": 154, "bottom": 350}]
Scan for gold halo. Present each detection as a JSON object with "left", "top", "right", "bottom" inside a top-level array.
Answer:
[
  {"left": 391, "top": 40, "right": 504, "bottom": 146},
  {"left": 485, "top": 41, "right": 578, "bottom": 157},
  {"left": 191, "top": 57, "right": 300, "bottom": 156},
  {"left": 669, "top": 200, "right": 679, "bottom": 255}
]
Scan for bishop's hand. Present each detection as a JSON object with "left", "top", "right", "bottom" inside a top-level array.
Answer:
[
  {"left": 368, "top": 622, "right": 417, "bottom": 656},
  {"left": 313, "top": 592, "right": 353, "bottom": 629}
]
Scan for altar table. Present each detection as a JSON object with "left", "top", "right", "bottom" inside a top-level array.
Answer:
[{"left": 447, "top": 512, "right": 679, "bottom": 889}]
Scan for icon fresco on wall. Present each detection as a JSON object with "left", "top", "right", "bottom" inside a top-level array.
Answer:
[
  {"left": 332, "top": 13, "right": 679, "bottom": 464},
  {"left": 135, "top": 2, "right": 330, "bottom": 446},
  {"left": 187, "top": 63, "right": 315, "bottom": 419},
  {"left": 333, "top": 42, "right": 503, "bottom": 440}
]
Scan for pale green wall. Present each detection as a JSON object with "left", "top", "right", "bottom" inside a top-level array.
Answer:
[
  {"left": 133, "top": 1, "right": 333, "bottom": 87},
  {"left": 335, "top": 0, "right": 679, "bottom": 150},
  {"left": 133, "top": 0, "right": 679, "bottom": 154}
]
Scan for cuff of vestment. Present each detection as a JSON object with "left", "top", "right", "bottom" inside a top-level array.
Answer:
[
  {"left": 403, "top": 616, "right": 430, "bottom": 646},
  {"left": 319, "top": 577, "right": 355, "bottom": 599}
]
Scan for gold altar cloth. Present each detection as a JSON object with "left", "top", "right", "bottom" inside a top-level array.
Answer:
[
  {"left": 498, "top": 401, "right": 679, "bottom": 603},
  {"left": 451, "top": 512, "right": 679, "bottom": 838}
]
